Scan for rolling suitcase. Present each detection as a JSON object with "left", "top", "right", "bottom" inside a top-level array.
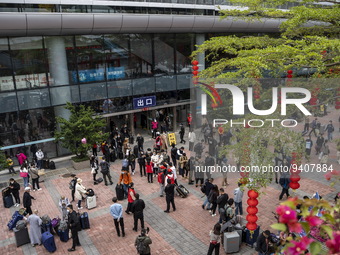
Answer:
[
  {"left": 2, "top": 187, "right": 11, "bottom": 197},
  {"left": 80, "top": 212, "right": 90, "bottom": 229},
  {"left": 41, "top": 231, "right": 57, "bottom": 253},
  {"left": 58, "top": 229, "right": 69, "bottom": 242},
  {"left": 115, "top": 184, "right": 124, "bottom": 201},
  {"left": 86, "top": 195, "right": 96, "bottom": 210},
  {"left": 49, "top": 161, "right": 56, "bottom": 170},
  {"left": 224, "top": 231, "right": 240, "bottom": 253},
  {"left": 13, "top": 227, "right": 30, "bottom": 247},
  {"left": 175, "top": 184, "right": 189, "bottom": 198},
  {"left": 8, "top": 211, "right": 24, "bottom": 230},
  {"left": 245, "top": 226, "right": 260, "bottom": 247},
  {"left": 96, "top": 178, "right": 103, "bottom": 184},
  {"left": 4, "top": 195, "right": 14, "bottom": 208}
]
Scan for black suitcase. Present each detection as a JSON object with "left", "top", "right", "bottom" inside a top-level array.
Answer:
[
  {"left": 176, "top": 184, "right": 189, "bottom": 198},
  {"left": 4, "top": 195, "right": 14, "bottom": 208},
  {"left": 2, "top": 187, "right": 11, "bottom": 197},
  {"left": 115, "top": 184, "right": 124, "bottom": 200},
  {"left": 49, "top": 161, "right": 56, "bottom": 170},
  {"left": 80, "top": 212, "right": 90, "bottom": 229},
  {"left": 13, "top": 227, "right": 30, "bottom": 247},
  {"left": 43, "top": 159, "right": 50, "bottom": 169},
  {"left": 245, "top": 226, "right": 260, "bottom": 247},
  {"left": 110, "top": 152, "right": 116, "bottom": 163}
]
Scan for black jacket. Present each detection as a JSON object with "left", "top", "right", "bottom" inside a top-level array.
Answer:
[
  {"left": 204, "top": 181, "right": 214, "bottom": 196},
  {"left": 68, "top": 210, "right": 80, "bottom": 231},
  {"left": 136, "top": 136, "right": 144, "bottom": 145},
  {"left": 217, "top": 193, "right": 229, "bottom": 209},
  {"left": 164, "top": 184, "right": 175, "bottom": 198},
  {"left": 171, "top": 147, "right": 177, "bottom": 158},
  {"left": 23, "top": 192, "right": 34, "bottom": 208},
  {"left": 132, "top": 199, "right": 145, "bottom": 215},
  {"left": 256, "top": 233, "right": 268, "bottom": 253},
  {"left": 10, "top": 181, "right": 20, "bottom": 194}
]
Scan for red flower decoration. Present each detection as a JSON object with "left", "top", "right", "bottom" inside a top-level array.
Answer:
[
  {"left": 326, "top": 231, "right": 340, "bottom": 254},
  {"left": 286, "top": 237, "right": 312, "bottom": 255},
  {"left": 305, "top": 215, "right": 323, "bottom": 227}
]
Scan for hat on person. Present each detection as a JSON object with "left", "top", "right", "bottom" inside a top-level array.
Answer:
[
  {"left": 25, "top": 187, "right": 31, "bottom": 191},
  {"left": 77, "top": 178, "right": 82, "bottom": 183}
]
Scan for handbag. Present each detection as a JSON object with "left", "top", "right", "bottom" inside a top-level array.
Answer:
[
  {"left": 91, "top": 167, "right": 96, "bottom": 174},
  {"left": 19, "top": 171, "right": 28, "bottom": 178}
]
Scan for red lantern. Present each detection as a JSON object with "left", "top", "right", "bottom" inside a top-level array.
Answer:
[
  {"left": 247, "top": 198, "right": 259, "bottom": 207},
  {"left": 248, "top": 190, "right": 259, "bottom": 199},
  {"left": 290, "top": 176, "right": 301, "bottom": 182},
  {"left": 191, "top": 60, "right": 199, "bottom": 65},
  {"left": 192, "top": 70, "right": 199, "bottom": 76},
  {"left": 287, "top": 70, "right": 293, "bottom": 74},
  {"left": 289, "top": 182, "right": 300, "bottom": 190},
  {"left": 246, "top": 222, "right": 258, "bottom": 231},
  {"left": 287, "top": 74, "right": 293, "bottom": 78},
  {"left": 192, "top": 66, "right": 199, "bottom": 71},
  {"left": 247, "top": 206, "right": 258, "bottom": 215},
  {"left": 246, "top": 214, "right": 258, "bottom": 223}
]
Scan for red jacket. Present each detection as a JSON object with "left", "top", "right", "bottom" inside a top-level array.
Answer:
[
  {"left": 158, "top": 172, "right": 165, "bottom": 184},
  {"left": 146, "top": 163, "right": 153, "bottom": 174},
  {"left": 128, "top": 188, "right": 136, "bottom": 203}
]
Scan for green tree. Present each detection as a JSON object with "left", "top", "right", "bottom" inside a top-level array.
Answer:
[
  {"left": 54, "top": 102, "right": 108, "bottom": 159},
  {"left": 0, "top": 149, "right": 8, "bottom": 171}
]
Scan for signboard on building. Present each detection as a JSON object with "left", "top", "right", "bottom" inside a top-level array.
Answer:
[
  {"left": 133, "top": 96, "right": 156, "bottom": 110},
  {"left": 72, "top": 67, "right": 125, "bottom": 83},
  {"left": 168, "top": 133, "right": 177, "bottom": 146}
]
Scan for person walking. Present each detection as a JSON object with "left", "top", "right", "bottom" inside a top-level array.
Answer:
[
  {"left": 207, "top": 223, "right": 221, "bottom": 255},
  {"left": 99, "top": 157, "right": 114, "bottom": 186},
  {"left": 69, "top": 174, "right": 77, "bottom": 202},
  {"left": 125, "top": 183, "right": 136, "bottom": 214},
  {"left": 234, "top": 182, "right": 244, "bottom": 215},
  {"left": 179, "top": 123, "right": 186, "bottom": 144},
  {"left": 6, "top": 156, "right": 16, "bottom": 175},
  {"left": 178, "top": 153, "right": 188, "bottom": 178},
  {"left": 309, "top": 118, "right": 318, "bottom": 137},
  {"left": 75, "top": 178, "right": 88, "bottom": 210},
  {"left": 119, "top": 169, "right": 133, "bottom": 199},
  {"left": 279, "top": 172, "right": 290, "bottom": 200},
  {"left": 135, "top": 228, "right": 152, "bottom": 255},
  {"left": 9, "top": 178, "right": 20, "bottom": 207},
  {"left": 131, "top": 193, "right": 145, "bottom": 232},
  {"left": 202, "top": 178, "right": 214, "bottom": 210},
  {"left": 194, "top": 157, "right": 204, "bottom": 187},
  {"left": 170, "top": 144, "right": 178, "bottom": 167},
  {"left": 16, "top": 151, "right": 27, "bottom": 166},
  {"left": 188, "top": 129, "right": 196, "bottom": 151},
  {"left": 23, "top": 187, "right": 35, "bottom": 215},
  {"left": 127, "top": 150, "right": 136, "bottom": 175},
  {"left": 320, "top": 140, "right": 330, "bottom": 165},
  {"left": 136, "top": 134, "right": 144, "bottom": 152},
  {"left": 157, "top": 167, "right": 166, "bottom": 197},
  {"left": 164, "top": 179, "right": 176, "bottom": 213},
  {"left": 221, "top": 156, "right": 229, "bottom": 187},
  {"left": 217, "top": 188, "right": 229, "bottom": 223},
  {"left": 194, "top": 140, "right": 204, "bottom": 158},
  {"left": 110, "top": 197, "right": 125, "bottom": 237},
  {"left": 90, "top": 155, "right": 99, "bottom": 185},
  {"left": 315, "top": 134, "right": 324, "bottom": 155},
  {"left": 27, "top": 209, "right": 42, "bottom": 247},
  {"left": 151, "top": 119, "right": 158, "bottom": 139},
  {"left": 325, "top": 120, "right": 334, "bottom": 141},
  {"left": 35, "top": 149, "right": 44, "bottom": 170},
  {"left": 67, "top": 204, "right": 81, "bottom": 252},
  {"left": 204, "top": 152, "right": 215, "bottom": 180},
  {"left": 208, "top": 185, "right": 219, "bottom": 217},
  {"left": 146, "top": 159, "right": 153, "bottom": 183},
  {"left": 29, "top": 163, "right": 41, "bottom": 191},
  {"left": 19, "top": 163, "right": 29, "bottom": 188},
  {"left": 303, "top": 116, "right": 310, "bottom": 133}
]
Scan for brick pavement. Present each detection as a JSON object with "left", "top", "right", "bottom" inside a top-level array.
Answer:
[{"left": 0, "top": 106, "right": 338, "bottom": 255}]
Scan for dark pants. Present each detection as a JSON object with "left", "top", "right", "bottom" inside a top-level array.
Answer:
[
  {"left": 113, "top": 218, "right": 125, "bottom": 236},
  {"left": 126, "top": 202, "right": 133, "bottom": 213},
  {"left": 304, "top": 123, "right": 309, "bottom": 132},
  {"left": 26, "top": 206, "right": 32, "bottom": 215},
  {"left": 12, "top": 191, "right": 20, "bottom": 204},
  {"left": 71, "top": 190, "right": 75, "bottom": 201},
  {"left": 8, "top": 166, "right": 16, "bottom": 174},
  {"left": 138, "top": 144, "right": 143, "bottom": 152},
  {"left": 166, "top": 196, "right": 176, "bottom": 212},
  {"left": 189, "top": 142, "right": 194, "bottom": 151},
  {"left": 211, "top": 202, "right": 217, "bottom": 214},
  {"left": 102, "top": 172, "right": 113, "bottom": 185},
  {"left": 92, "top": 148, "right": 97, "bottom": 157},
  {"left": 171, "top": 156, "right": 177, "bottom": 167},
  {"left": 180, "top": 134, "right": 185, "bottom": 143},
  {"left": 71, "top": 228, "right": 80, "bottom": 249},
  {"left": 147, "top": 173, "right": 153, "bottom": 183},
  {"left": 279, "top": 188, "right": 290, "bottom": 200},
  {"left": 133, "top": 214, "right": 144, "bottom": 231},
  {"left": 139, "top": 163, "right": 146, "bottom": 176},
  {"left": 32, "top": 178, "right": 40, "bottom": 190},
  {"left": 129, "top": 161, "right": 135, "bottom": 172},
  {"left": 92, "top": 172, "right": 97, "bottom": 182},
  {"left": 37, "top": 160, "right": 43, "bottom": 169},
  {"left": 195, "top": 178, "right": 204, "bottom": 185},
  {"left": 207, "top": 243, "right": 220, "bottom": 255}
]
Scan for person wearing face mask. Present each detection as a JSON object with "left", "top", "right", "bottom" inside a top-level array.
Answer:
[
  {"left": 67, "top": 204, "right": 81, "bottom": 252},
  {"left": 9, "top": 178, "right": 20, "bottom": 207}
]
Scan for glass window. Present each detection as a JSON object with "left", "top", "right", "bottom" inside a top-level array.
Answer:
[
  {"left": 177, "top": 74, "right": 191, "bottom": 89},
  {"left": 132, "top": 77, "right": 155, "bottom": 95},
  {"left": 17, "top": 88, "right": 51, "bottom": 110},
  {"left": 0, "top": 92, "right": 18, "bottom": 113},
  {"left": 154, "top": 34, "right": 175, "bottom": 75},
  {"left": 80, "top": 82, "right": 107, "bottom": 102},
  {"left": 24, "top": 4, "right": 57, "bottom": 12},
  {"left": 75, "top": 35, "right": 105, "bottom": 84},
  {"left": 155, "top": 76, "right": 176, "bottom": 92},
  {"left": 50, "top": 85, "right": 80, "bottom": 106},
  {"left": 61, "top": 5, "right": 88, "bottom": 13},
  {"left": 10, "top": 37, "right": 49, "bottom": 90},
  {"left": 108, "top": 80, "right": 132, "bottom": 98},
  {"left": 0, "top": 3, "right": 23, "bottom": 12},
  {"left": 129, "top": 34, "right": 153, "bottom": 78},
  {"left": 175, "top": 34, "right": 195, "bottom": 74},
  {"left": 0, "top": 38, "right": 15, "bottom": 91}
]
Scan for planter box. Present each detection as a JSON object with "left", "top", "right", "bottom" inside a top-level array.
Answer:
[{"left": 71, "top": 160, "right": 90, "bottom": 170}]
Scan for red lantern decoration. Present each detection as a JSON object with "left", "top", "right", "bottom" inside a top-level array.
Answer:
[
  {"left": 247, "top": 198, "right": 259, "bottom": 207},
  {"left": 287, "top": 70, "right": 293, "bottom": 74},
  {"left": 246, "top": 222, "right": 258, "bottom": 231},
  {"left": 248, "top": 190, "right": 259, "bottom": 199},
  {"left": 247, "top": 206, "right": 258, "bottom": 215},
  {"left": 287, "top": 74, "right": 293, "bottom": 78},
  {"left": 290, "top": 175, "right": 301, "bottom": 182},
  {"left": 192, "top": 66, "right": 199, "bottom": 71},
  {"left": 246, "top": 214, "right": 258, "bottom": 223},
  {"left": 191, "top": 60, "right": 199, "bottom": 65},
  {"left": 192, "top": 70, "right": 199, "bottom": 76},
  {"left": 289, "top": 182, "right": 300, "bottom": 190}
]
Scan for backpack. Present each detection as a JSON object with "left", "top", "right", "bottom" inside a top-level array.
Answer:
[
  {"left": 69, "top": 179, "right": 76, "bottom": 190},
  {"left": 136, "top": 238, "right": 147, "bottom": 254},
  {"left": 122, "top": 159, "right": 129, "bottom": 168}
]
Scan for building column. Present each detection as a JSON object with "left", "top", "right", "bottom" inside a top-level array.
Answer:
[
  {"left": 172, "top": 106, "right": 177, "bottom": 132},
  {"left": 129, "top": 113, "right": 135, "bottom": 136},
  {"left": 194, "top": 34, "right": 206, "bottom": 129},
  {"left": 46, "top": 37, "right": 72, "bottom": 156}
]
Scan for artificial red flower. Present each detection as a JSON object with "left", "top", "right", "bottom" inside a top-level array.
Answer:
[
  {"left": 305, "top": 215, "right": 323, "bottom": 227},
  {"left": 276, "top": 205, "right": 291, "bottom": 216},
  {"left": 326, "top": 231, "right": 340, "bottom": 254},
  {"left": 286, "top": 237, "right": 312, "bottom": 255},
  {"left": 288, "top": 221, "right": 303, "bottom": 233},
  {"left": 279, "top": 207, "right": 297, "bottom": 224}
]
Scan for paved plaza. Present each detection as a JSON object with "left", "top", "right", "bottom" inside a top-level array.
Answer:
[{"left": 0, "top": 107, "right": 339, "bottom": 255}]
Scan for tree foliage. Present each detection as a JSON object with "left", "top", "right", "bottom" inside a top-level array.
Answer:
[
  {"left": 54, "top": 102, "right": 108, "bottom": 158},
  {"left": 0, "top": 149, "right": 8, "bottom": 171}
]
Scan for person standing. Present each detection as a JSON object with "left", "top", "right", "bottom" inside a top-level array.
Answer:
[
  {"left": 164, "top": 179, "right": 176, "bottom": 213},
  {"left": 27, "top": 209, "right": 42, "bottom": 247},
  {"left": 92, "top": 143, "right": 98, "bottom": 157},
  {"left": 170, "top": 143, "right": 178, "bottom": 167},
  {"left": 315, "top": 134, "right": 324, "bottom": 155},
  {"left": 23, "top": 187, "right": 35, "bottom": 215},
  {"left": 202, "top": 178, "right": 214, "bottom": 211},
  {"left": 303, "top": 116, "right": 310, "bottom": 133},
  {"left": 320, "top": 140, "right": 330, "bottom": 165},
  {"left": 110, "top": 197, "right": 125, "bottom": 237},
  {"left": 69, "top": 174, "right": 77, "bottom": 202},
  {"left": 67, "top": 204, "right": 81, "bottom": 252},
  {"left": 221, "top": 157, "right": 229, "bottom": 187},
  {"left": 126, "top": 183, "right": 136, "bottom": 214},
  {"left": 187, "top": 113, "right": 192, "bottom": 128},
  {"left": 119, "top": 169, "right": 132, "bottom": 199},
  {"left": 16, "top": 151, "right": 27, "bottom": 166},
  {"left": 194, "top": 140, "right": 204, "bottom": 158},
  {"left": 6, "top": 156, "right": 16, "bottom": 175},
  {"left": 29, "top": 163, "right": 41, "bottom": 191},
  {"left": 188, "top": 129, "right": 196, "bottom": 151},
  {"left": 234, "top": 182, "right": 244, "bottom": 215},
  {"left": 305, "top": 136, "right": 313, "bottom": 160},
  {"left": 75, "top": 179, "right": 88, "bottom": 210},
  {"left": 90, "top": 155, "right": 99, "bottom": 185},
  {"left": 131, "top": 193, "right": 145, "bottom": 232},
  {"left": 204, "top": 152, "right": 215, "bottom": 180},
  {"left": 99, "top": 157, "right": 114, "bottom": 186},
  {"left": 138, "top": 151, "right": 146, "bottom": 177},
  {"left": 59, "top": 196, "right": 69, "bottom": 221},
  {"left": 136, "top": 134, "right": 144, "bottom": 152},
  {"left": 157, "top": 167, "right": 165, "bottom": 197},
  {"left": 325, "top": 120, "right": 334, "bottom": 141},
  {"left": 194, "top": 157, "right": 204, "bottom": 187},
  {"left": 179, "top": 123, "right": 186, "bottom": 144},
  {"left": 151, "top": 119, "right": 158, "bottom": 139},
  {"left": 146, "top": 159, "right": 153, "bottom": 183},
  {"left": 178, "top": 153, "right": 188, "bottom": 178},
  {"left": 207, "top": 223, "right": 221, "bottom": 255},
  {"left": 19, "top": 163, "right": 29, "bottom": 188},
  {"left": 279, "top": 172, "right": 290, "bottom": 200},
  {"left": 309, "top": 118, "right": 318, "bottom": 137},
  {"left": 208, "top": 185, "right": 219, "bottom": 217},
  {"left": 217, "top": 188, "right": 229, "bottom": 223},
  {"left": 135, "top": 228, "right": 152, "bottom": 255},
  {"left": 256, "top": 230, "right": 271, "bottom": 255},
  {"left": 127, "top": 150, "right": 136, "bottom": 175},
  {"left": 9, "top": 178, "right": 20, "bottom": 207},
  {"left": 35, "top": 149, "right": 44, "bottom": 170}
]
